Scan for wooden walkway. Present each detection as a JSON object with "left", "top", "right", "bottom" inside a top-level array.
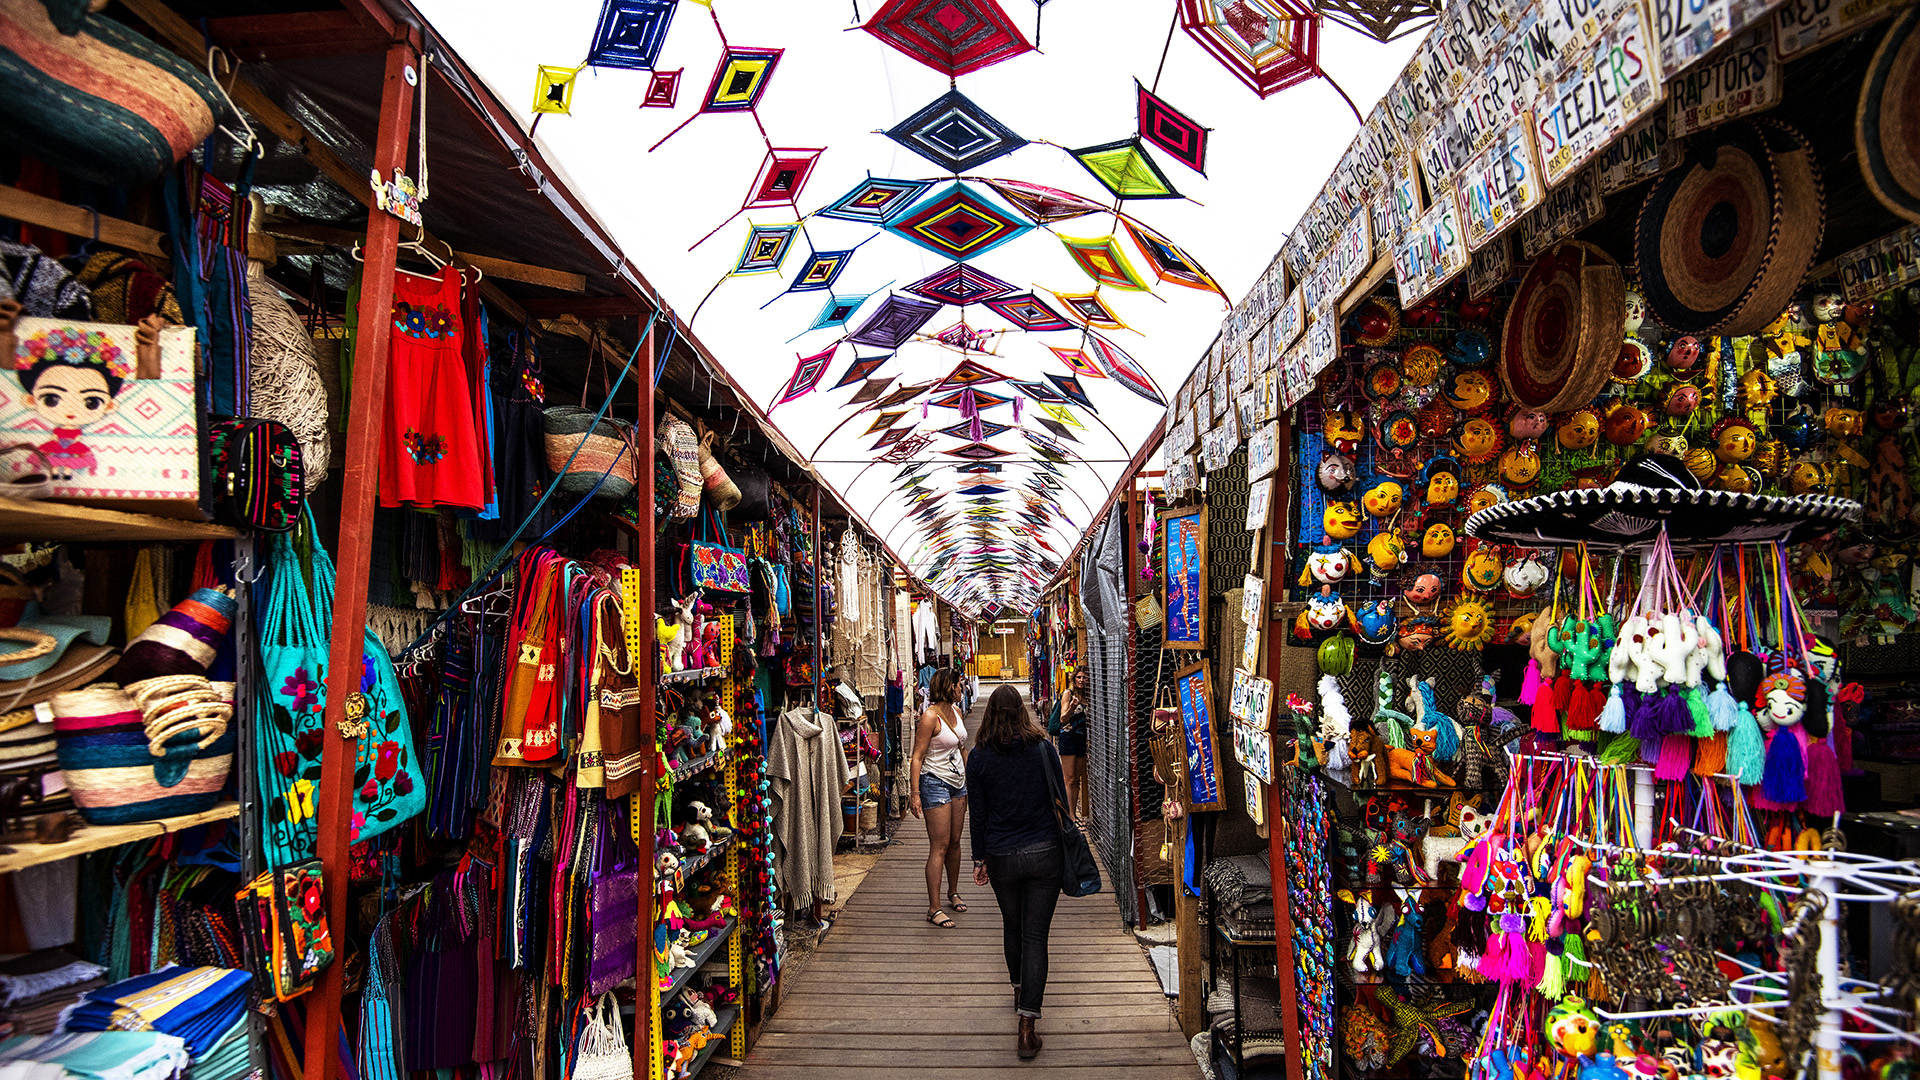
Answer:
[{"left": 748, "top": 749, "right": 1198, "bottom": 1076}]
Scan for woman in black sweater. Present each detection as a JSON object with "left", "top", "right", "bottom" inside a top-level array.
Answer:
[{"left": 966, "top": 684, "right": 1067, "bottom": 1060}]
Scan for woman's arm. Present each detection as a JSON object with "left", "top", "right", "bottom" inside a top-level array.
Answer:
[{"left": 907, "top": 708, "right": 938, "bottom": 818}]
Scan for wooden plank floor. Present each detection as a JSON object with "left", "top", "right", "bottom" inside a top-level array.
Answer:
[{"left": 749, "top": 694, "right": 1197, "bottom": 1077}]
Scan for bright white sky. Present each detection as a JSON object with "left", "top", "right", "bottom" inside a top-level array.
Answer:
[{"left": 415, "top": 0, "right": 1423, "bottom": 613}]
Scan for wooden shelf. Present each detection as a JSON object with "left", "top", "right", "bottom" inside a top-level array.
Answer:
[
  {"left": 0, "top": 497, "right": 238, "bottom": 544},
  {"left": 0, "top": 801, "right": 241, "bottom": 873}
]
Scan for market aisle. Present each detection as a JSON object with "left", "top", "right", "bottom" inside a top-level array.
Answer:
[{"left": 747, "top": 694, "right": 1196, "bottom": 1077}]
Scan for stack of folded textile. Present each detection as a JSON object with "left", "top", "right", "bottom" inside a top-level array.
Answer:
[
  {"left": 183, "top": 1018, "right": 248, "bottom": 1080},
  {"left": 0, "top": 1031, "right": 189, "bottom": 1080},
  {"left": 0, "top": 955, "right": 105, "bottom": 1038},
  {"left": 1204, "top": 852, "right": 1275, "bottom": 940},
  {"left": 59, "top": 966, "right": 250, "bottom": 1058}
]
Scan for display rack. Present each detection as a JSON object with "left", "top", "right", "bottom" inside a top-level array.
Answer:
[{"left": 0, "top": 802, "right": 242, "bottom": 874}]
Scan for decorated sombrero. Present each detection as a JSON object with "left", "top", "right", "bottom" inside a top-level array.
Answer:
[
  {"left": 1498, "top": 241, "right": 1624, "bottom": 414},
  {"left": 1857, "top": 7, "right": 1920, "bottom": 223},
  {"left": 1635, "top": 120, "right": 1823, "bottom": 336},
  {"left": 1464, "top": 453, "right": 1862, "bottom": 548}
]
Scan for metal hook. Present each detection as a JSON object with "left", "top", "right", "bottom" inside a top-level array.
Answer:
[{"left": 204, "top": 47, "right": 258, "bottom": 153}]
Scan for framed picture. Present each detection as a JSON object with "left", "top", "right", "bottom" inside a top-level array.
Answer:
[
  {"left": 1246, "top": 478, "right": 1273, "bottom": 530},
  {"left": 1160, "top": 505, "right": 1208, "bottom": 650},
  {"left": 1247, "top": 421, "right": 1280, "bottom": 481},
  {"left": 1230, "top": 668, "right": 1251, "bottom": 721},
  {"left": 1175, "top": 661, "right": 1224, "bottom": 811}
]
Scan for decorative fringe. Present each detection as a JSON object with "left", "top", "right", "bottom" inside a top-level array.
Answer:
[
  {"left": 1707, "top": 683, "right": 1737, "bottom": 732},
  {"left": 1453, "top": 902, "right": 1489, "bottom": 954},
  {"left": 1693, "top": 732, "right": 1728, "bottom": 777},
  {"left": 1566, "top": 681, "right": 1602, "bottom": 731},
  {"left": 1599, "top": 685, "right": 1626, "bottom": 733},
  {"left": 1802, "top": 737, "right": 1844, "bottom": 816},
  {"left": 1537, "top": 944, "right": 1566, "bottom": 999},
  {"left": 1653, "top": 732, "right": 1693, "bottom": 780},
  {"left": 1761, "top": 729, "right": 1807, "bottom": 804},
  {"left": 1685, "top": 686, "right": 1713, "bottom": 737},
  {"left": 1552, "top": 672, "right": 1574, "bottom": 710},
  {"left": 1520, "top": 659, "right": 1543, "bottom": 705},
  {"left": 1627, "top": 688, "right": 1663, "bottom": 741},
  {"left": 1598, "top": 733, "right": 1642, "bottom": 764},
  {"left": 1727, "top": 705, "right": 1767, "bottom": 785}
]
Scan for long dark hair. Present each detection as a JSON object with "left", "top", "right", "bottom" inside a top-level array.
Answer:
[
  {"left": 929, "top": 668, "right": 960, "bottom": 705},
  {"left": 977, "top": 684, "right": 1046, "bottom": 751}
]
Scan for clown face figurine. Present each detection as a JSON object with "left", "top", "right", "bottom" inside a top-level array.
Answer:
[
  {"left": 1405, "top": 573, "right": 1444, "bottom": 605},
  {"left": 1757, "top": 670, "right": 1806, "bottom": 729},
  {"left": 1623, "top": 288, "right": 1647, "bottom": 335},
  {"left": 1300, "top": 542, "right": 1358, "bottom": 586}
]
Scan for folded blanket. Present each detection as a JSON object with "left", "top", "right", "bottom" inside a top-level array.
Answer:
[
  {"left": 0, "top": 954, "right": 103, "bottom": 1009},
  {"left": 0, "top": 1032, "right": 188, "bottom": 1080},
  {"left": 60, "top": 967, "right": 250, "bottom": 1057},
  {"left": 1205, "top": 853, "right": 1273, "bottom": 915}
]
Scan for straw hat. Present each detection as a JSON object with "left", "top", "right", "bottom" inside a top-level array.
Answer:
[
  {"left": 1635, "top": 120, "right": 1822, "bottom": 335},
  {"left": 1857, "top": 7, "right": 1920, "bottom": 223},
  {"left": 1498, "top": 241, "right": 1625, "bottom": 414},
  {"left": 1719, "top": 120, "right": 1825, "bottom": 336}
]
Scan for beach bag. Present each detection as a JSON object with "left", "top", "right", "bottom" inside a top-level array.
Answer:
[
  {"left": 573, "top": 994, "right": 633, "bottom": 1080},
  {"left": 0, "top": 0, "right": 222, "bottom": 187},
  {"left": 542, "top": 407, "right": 636, "bottom": 501},
  {"left": 684, "top": 508, "right": 749, "bottom": 594},
  {"left": 587, "top": 804, "right": 640, "bottom": 997},
  {"left": 256, "top": 514, "right": 424, "bottom": 864},
  {"left": 206, "top": 417, "right": 304, "bottom": 532},
  {"left": 52, "top": 678, "right": 233, "bottom": 825}
]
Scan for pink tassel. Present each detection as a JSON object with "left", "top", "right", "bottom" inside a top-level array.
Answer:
[
  {"left": 1653, "top": 733, "right": 1693, "bottom": 781},
  {"left": 1526, "top": 938, "right": 1547, "bottom": 987},
  {"left": 1459, "top": 844, "right": 1495, "bottom": 894},
  {"left": 1803, "top": 737, "right": 1845, "bottom": 816},
  {"left": 1834, "top": 705, "right": 1854, "bottom": 771},
  {"left": 969, "top": 418, "right": 984, "bottom": 441},
  {"left": 1520, "top": 659, "right": 1543, "bottom": 705},
  {"left": 1012, "top": 397, "right": 1024, "bottom": 423},
  {"left": 959, "top": 388, "right": 979, "bottom": 419}
]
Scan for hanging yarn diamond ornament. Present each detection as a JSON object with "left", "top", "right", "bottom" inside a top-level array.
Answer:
[
  {"left": 641, "top": 69, "right": 682, "bottom": 108},
  {"left": 586, "top": 0, "right": 678, "bottom": 70},
  {"left": 730, "top": 223, "right": 798, "bottom": 276},
  {"left": 886, "top": 183, "right": 1032, "bottom": 259},
  {"left": 904, "top": 262, "right": 1017, "bottom": 306},
  {"left": 771, "top": 344, "right": 837, "bottom": 410},
  {"left": 1179, "top": 0, "right": 1361, "bottom": 118},
  {"left": 1136, "top": 82, "right": 1210, "bottom": 174},
  {"left": 848, "top": 295, "right": 942, "bottom": 349},
  {"left": 1315, "top": 0, "right": 1439, "bottom": 41},
  {"left": 531, "top": 65, "right": 581, "bottom": 115},
  {"left": 1059, "top": 234, "right": 1153, "bottom": 291},
  {"left": 861, "top": 0, "right": 1034, "bottom": 76},
  {"left": 886, "top": 89, "right": 1029, "bottom": 173},
  {"left": 818, "top": 177, "right": 936, "bottom": 225},
  {"left": 983, "top": 292, "right": 1073, "bottom": 331},
  {"left": 1070, "top": 139, "right": 1182, "bottom": 200}
]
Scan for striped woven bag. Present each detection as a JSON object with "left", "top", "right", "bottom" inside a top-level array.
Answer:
[{"left": 0, "top": 0, "right": 222, "bottom": 186}]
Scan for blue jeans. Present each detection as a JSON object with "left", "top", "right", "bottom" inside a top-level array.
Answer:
[
  {"left": 986, "top": 840, "right": 1064, "bottom": 1017},
  {"left": 919, "top": 772, "right": 966, "bottom": 809}
]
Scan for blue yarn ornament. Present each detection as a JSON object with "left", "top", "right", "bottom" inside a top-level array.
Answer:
[
  {"left": 1727, "top": 704, "right": 1766, "bottom": 784},
  {"left": 1761, "top": 729, "right": 1807, "bottom": 804}
]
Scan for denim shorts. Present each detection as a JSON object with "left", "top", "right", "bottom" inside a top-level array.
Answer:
[{"left": 919, "top": 772, "right": 966, "bottom": 809}]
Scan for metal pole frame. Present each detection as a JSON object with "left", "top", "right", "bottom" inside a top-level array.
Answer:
[
  {"left": 304, "top": 37, "right": 417, "bottom": 1080},
  {"left": 1263, "top": 407, "right": 1306, "bottom": 1080},
  {"left": 632, "top": 331, "right": 660, "bottom": 1079}
]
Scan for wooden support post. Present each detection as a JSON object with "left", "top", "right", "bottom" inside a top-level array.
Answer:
[
  {"left": 632, "top": 327, "right": 660, "bottom": 1079},
  {"left": 1175, "top": 814, "right": 1203, "bottom": 1036},
  {"left": 303, "top": 38, "right": 415, "bottom": 1080},
  {"left": 1263, "top": 408, "right": 1305, "bottom": 1080}
]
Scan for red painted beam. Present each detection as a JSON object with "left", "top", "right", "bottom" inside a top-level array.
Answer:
[
  {"left": 1263, "top": 408, "right": 1305, "bottom": 1080},
  {"left": 632, "top": 327, "right": 659, "bottom": 1078},
  {"left": 303, "top": 38, "right": 416, "bottom": 1080}
]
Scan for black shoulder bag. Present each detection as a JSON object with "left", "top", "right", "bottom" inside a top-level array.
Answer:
[{"left": 1043, "top": 742, "right": 1102, "bottom": 897}]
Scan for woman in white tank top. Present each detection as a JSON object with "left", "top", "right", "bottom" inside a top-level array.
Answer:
[{"left": 910, "top": 668, "right": 969, "bottom": 927}]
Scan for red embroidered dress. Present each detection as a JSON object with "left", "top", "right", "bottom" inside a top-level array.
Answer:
[{"left": 379, "top": 267, "right": 484, "bottom": 509}]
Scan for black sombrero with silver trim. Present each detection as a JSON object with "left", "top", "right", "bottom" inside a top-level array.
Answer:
[{"left": 1464, "top": 454, "right": 1862, "bottom": 547}]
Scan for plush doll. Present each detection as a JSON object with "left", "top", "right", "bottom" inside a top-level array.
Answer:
[
  {"left": 1339, "top": 889, "right": 1388, "bottom": 974},
  {"left": 660, "top": 591, "right": 700, "bottom": 672}
]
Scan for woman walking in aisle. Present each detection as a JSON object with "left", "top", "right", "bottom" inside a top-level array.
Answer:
[
  {"left": 1054, "top": 671, "right": 1089, "bottom": 823},
  {"left": 908, "top": 668, "right": 969, "bottom": 928},
  {"left": 968, "top": 684, "right": 1067, "bottom": 1060}
]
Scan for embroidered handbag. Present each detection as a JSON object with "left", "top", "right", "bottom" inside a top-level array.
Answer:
[
  {"left": 683, "top": 508, "right": 750, "bottom": 594},
  {"left": 206, "top": 417, "right": 305, "bottom": 532},
  {"left": 587, "top": 802, "right": 640, "bottom": 997},
  {"left": 235, "top": 858, "right": 334, "bottom": 1001},
  {"left": 257, "top": 513, "right": 425, "bottom": 864}
]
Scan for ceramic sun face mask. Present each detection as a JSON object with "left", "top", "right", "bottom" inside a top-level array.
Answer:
[
  {"left": 1324, "top": 501, "right": 1362, "bottom": 539},
  {"left": 1447, "top": 371, "right": 1494, "bottom": 411},
  {"left": 1456, "top": 417, "right": 1502, "bottom": 463},
  {"left": 1362, "top": 480, "right": 1403, "bottom": 518},
  {"left": 1500, "top": 442, "right": 1542, "bottom": 487},
  {"left": 1556, "top": 409, "right": 1600, "bottom": 451},
  {"left": 1460, "top": 543, "right": 1503, "bottom": 592},
  {"left": 1710, "top": 418, "right": 1758, "bottom": 463},
  {"left": 1466, "top": 483, "right": 1509, "bottom": 516},
  {"left": 1426, "top": 470, "right": 1460, "bottom": 506},
  {"left": 1422, "top": 522, "right": 1456, "bottom": 558}
]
